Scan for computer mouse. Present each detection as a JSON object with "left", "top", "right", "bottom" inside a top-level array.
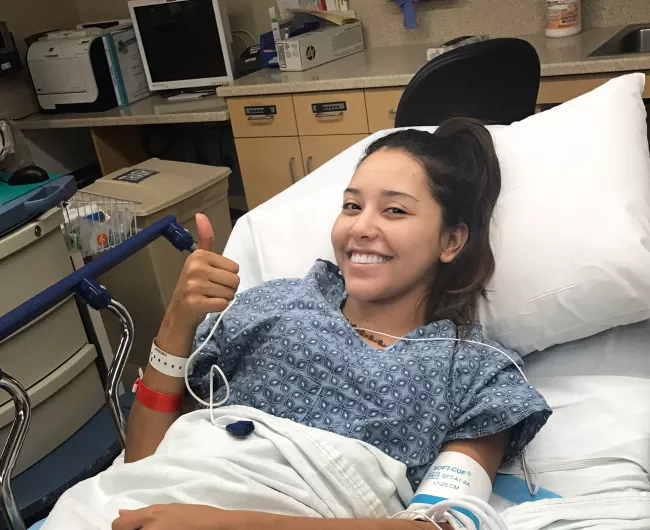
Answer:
[{"left": 7, "top": 165, "right": 49, "bottom": 186}]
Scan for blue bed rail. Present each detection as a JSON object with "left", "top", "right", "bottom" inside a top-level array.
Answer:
[
  {"left": 0, "top": 214, "right": 195, "bottom": 530},
  {"left": 0, "top": 215, "right": 194, "bottom": 343}
]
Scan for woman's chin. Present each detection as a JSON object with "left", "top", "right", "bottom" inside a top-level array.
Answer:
[{"left": 344, "top": 281, "right": 389, "bottom": 303}]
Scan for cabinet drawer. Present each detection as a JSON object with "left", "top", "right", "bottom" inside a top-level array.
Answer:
[
  {"left": 235, "top": 137, "right": 305, "bottom": 208},
  {"left": 300, "top": 134, "right": 368, "bottom": 175},
  {"left": 293, "top": 90, "right": 369, "bottom": 136},
  {"left": 365, "top": 87, "right": 404, "bottom": 133},
  {"left": 0, "top": 344, "right": 104, "bottom": 476},
  {"left": 228, "top": 95, "right": 298, "bottom": 138},
  {"left": 0, "top": 296, "right": 87, "bottom": 406}
]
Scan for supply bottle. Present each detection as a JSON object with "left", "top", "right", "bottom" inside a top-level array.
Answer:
[{"left": 545, "top": 0, "right": 582, "bottom": 38}]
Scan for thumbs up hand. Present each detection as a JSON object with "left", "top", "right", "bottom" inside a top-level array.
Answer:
[{"left": 157, "top": 214, "right": 240, "bottom": 358}]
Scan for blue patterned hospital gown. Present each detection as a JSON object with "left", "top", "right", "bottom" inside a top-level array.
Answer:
[{"left": 189, "top": 260, "right": 551, "bottom": 488}]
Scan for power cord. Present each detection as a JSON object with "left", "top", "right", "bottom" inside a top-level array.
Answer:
[
  {"left": 231, "top": 29, "right": 256, "bottom": 46},
  {"left": 0, "top": 124, "right": 7, "bottom": 162}
]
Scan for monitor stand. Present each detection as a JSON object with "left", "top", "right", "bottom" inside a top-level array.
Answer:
[{"left": 161, "top": 88, "right": 215, "bottom": 101}]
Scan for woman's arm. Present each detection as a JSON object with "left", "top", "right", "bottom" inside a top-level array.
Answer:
[
  {"left": 123, "top": 313, "right": 195, "bottom": 463},
  {"left": 113, "top": 505, "right": 445, "bottom": 530},
  {"left": 440, "top": 428, "right": 512, "bottom": 481},
  {"left": 124, "top": 215, "right": 240, "bottom": 463}
]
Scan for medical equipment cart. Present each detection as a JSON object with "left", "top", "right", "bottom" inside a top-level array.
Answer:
[{"left": 0, "top": 214, "right": 197, "bottom": 530}]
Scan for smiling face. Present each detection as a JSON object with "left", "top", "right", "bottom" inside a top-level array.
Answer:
[{"left": 331, "top": 148, "right": 464, "bottom": 307}]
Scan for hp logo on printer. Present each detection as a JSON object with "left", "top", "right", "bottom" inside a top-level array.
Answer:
[{"left": 306, "top": 46, "right": 316, "bottom": 61}]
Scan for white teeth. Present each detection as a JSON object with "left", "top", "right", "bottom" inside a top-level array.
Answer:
[{"left": 351, "top": 253, "right": 391, "bottom": 264}]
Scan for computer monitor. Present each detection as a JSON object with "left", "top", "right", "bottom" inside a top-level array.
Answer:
[{"left": 128, "top": 0, "right": 235, "bottom": 92}]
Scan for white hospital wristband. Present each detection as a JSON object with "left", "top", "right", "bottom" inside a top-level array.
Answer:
[{"left": 149, "top": 340, "right": 188, "bottom": 378}]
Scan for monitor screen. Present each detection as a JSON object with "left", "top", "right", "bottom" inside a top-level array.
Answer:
[{"left": 133, "top": 0, "right": 228, "bottom": 84}]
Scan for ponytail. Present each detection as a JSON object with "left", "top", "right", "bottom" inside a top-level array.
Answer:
[{"left": 358, "top": 118, "right": 502, "bottom": 328}]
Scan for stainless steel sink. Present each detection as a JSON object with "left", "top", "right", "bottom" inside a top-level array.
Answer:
[{"left": 589, "top": 24, "right": 650, "bottom": 58}]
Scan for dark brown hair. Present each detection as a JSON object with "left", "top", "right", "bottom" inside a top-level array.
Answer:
[{"left": 358, "top": 118, "right": 501, "bottom": 328}]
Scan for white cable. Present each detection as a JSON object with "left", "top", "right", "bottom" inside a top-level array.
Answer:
[
  {"left": 231, "top": 29, "right": 256, "bottom": 46},
  {"left": 184, "top": 297, "right": 238, "bottom": 425},
  {"left": 352, "top": 327, "right": 528, "bottom": 384},
  {"left": 521, "top": 450, "right": 540, "bottom": 496},
  {"left": 182, "top": 306, "right": 517, "bottom": 528},
  {"left": 390, "top": 510, "right": 443, "bottom": 529},
  {"left": 0, "top": 124, "right": 7, "bottom": 162},
  {"left": 392, "top": 495, "right": 508, "bottom": 530},
  {"left": 430, "top": 496, "right": 508, "bottom": 530},
  {"left": 231, "top": 33, "right": 249, "bottom": 50}
]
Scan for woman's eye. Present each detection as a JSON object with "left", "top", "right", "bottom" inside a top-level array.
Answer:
[
  {"left": 386, "top": 207, "right": 406, "bottom": 215},
  {"left": 342, "top": 202, "right": 360, "bottom": 211}
]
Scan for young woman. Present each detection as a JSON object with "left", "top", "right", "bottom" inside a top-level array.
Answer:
[{"left": 114, "top": 118, "right": 551, "bottom": 529}]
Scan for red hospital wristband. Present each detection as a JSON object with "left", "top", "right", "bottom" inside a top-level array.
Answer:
[{"left": 133, "top": 378, "right": 184, "bottom": 412}]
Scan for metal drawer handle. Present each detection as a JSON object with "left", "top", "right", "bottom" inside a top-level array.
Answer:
[
  {"left": 247, "top": 115, "right": 274, "bottom": 121},
  {"left": 388, "top": 108, "right": 397, "bottom": 115},
  {"left": 315, "top": 111, "right": 344, "bottom": 118},
  {"left": 289, "top": 157, "right": 297, "bottom": 183},
  {"left": 306, "top": 155, "right": 313, "bottom": 174}
]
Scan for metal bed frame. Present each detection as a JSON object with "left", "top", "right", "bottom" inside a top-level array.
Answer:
[{"left": 0, "top": 215, "right": 195, "bottom": 530}]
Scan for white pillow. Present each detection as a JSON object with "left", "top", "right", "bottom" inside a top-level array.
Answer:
[
  {"left": 225, "top": 73, "right": 650, "bottom": 355},
  {"left": 482, "top": 73, "right": 650, "bottom": 353}
]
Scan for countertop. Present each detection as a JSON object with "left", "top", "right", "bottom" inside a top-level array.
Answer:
[
  {"left": 16, "top": 94, "right": 229, "bottom": 130},
  {"left": 217, "top": 26, "right": 650, "bottom": 97}
]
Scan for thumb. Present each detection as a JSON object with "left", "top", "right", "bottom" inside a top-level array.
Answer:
[{"left": 195, "top": 213, "right": 214, "bottom": 252}]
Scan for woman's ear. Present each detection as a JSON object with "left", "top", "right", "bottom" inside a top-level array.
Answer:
[{"left": 440, "top": 223, "right": 469, "bottom": 263}]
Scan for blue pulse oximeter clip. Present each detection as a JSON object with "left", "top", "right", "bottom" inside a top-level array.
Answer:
[{"left": 226, "top": 420, "right": 255, "bottom": 438}]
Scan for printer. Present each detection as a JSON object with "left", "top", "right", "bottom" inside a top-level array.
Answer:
[{"left": 27, "top": 25, "right": 129, "bottom": 113}]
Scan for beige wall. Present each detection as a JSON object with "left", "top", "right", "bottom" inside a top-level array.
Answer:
[
  {"left": 0, "top": 0, "right": 80, "bottom": 52},
  {"left": 226, "top": 0, "right": 278, "bottom": 39},
  {"left": 75, "top": 0, "right": 278, "bottom": 36},
  {"left": 0, "top": 0, "right": 81, "bottom": 118},
  {"left": 75, "top": 0, "right": 277, "bottom": 55},
  {"left": 350, "top": 0, "right": 650, "bottom": 48},
  {"left": 75, "top": 0, "right": 129, "bottom": 22}
]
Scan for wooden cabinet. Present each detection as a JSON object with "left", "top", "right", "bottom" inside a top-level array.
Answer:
[
  {"left": 235, "top": 137, "right": 305, "bottom": 209},
  {"left": 228, "top": 95, "right": 298, "bottom": 138},
  {"left": 300, "top": 134, "right": 368, "bottom": 175},
  {"left": 365, "top": 87, "right": 404, "bottom": 133},
  {"left": 230, "top": 88, "right": 402, "bottom": 208},
  {"left": 293, "top": 90, "right": 369, "bottom": 136}
]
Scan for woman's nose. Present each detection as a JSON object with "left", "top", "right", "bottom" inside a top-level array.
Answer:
[{"left": 350, "top": 211, "right": 378, "bottom": 239}]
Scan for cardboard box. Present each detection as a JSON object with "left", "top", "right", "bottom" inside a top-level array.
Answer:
[{"left": 276, "top": 22, "right": 363, "bottom": 71}]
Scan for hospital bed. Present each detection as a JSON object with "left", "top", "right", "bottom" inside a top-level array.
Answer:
[
  {"left": 2, "top": 72, "right": 650, "bottom": 529},
  {"left": 4, "top": 205, "right": 650, "bottom": 529}
]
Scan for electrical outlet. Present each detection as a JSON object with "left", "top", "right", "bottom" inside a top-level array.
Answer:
[{"left": 0, "top": 119, "right": 16, "bottom": 161}]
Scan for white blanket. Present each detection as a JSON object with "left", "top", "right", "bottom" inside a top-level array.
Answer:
[
  {"left": 42, "top": 406, "right": 413, "bottom": 530},
  {"left": 42, "top": 405, "right": 650, "bottom": 530}
]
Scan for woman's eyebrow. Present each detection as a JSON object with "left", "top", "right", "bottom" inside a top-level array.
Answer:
[
  {"left": 381, "top": 190, "right": 420, "bottom": 202},
  {"left": 344, "top": 187, "right": 419, "bottom": 202}
]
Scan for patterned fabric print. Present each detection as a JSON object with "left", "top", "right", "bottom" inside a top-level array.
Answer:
[{"left": 190, "top": 260, "right": 551, "bottom": 489}]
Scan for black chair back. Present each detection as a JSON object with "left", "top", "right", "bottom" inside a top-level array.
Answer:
[{"left": 395, "top": 38, "right": 541, "bottom": 127}]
